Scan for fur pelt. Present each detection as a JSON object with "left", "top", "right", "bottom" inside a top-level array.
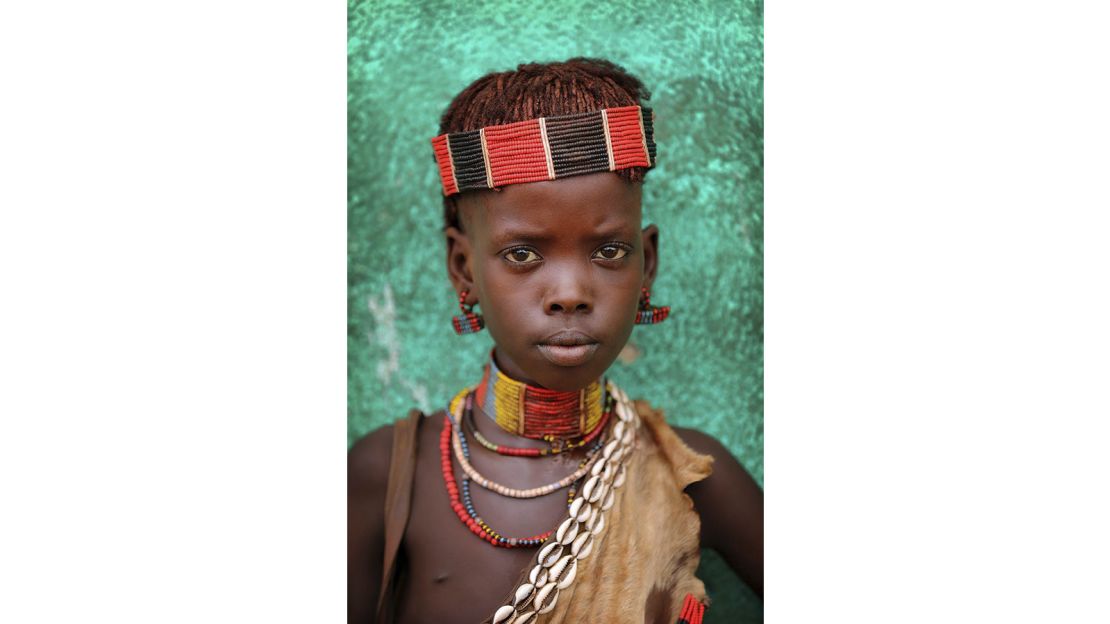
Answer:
[{"left": 535, "top": 400, "right": 714, "bottom": 624}]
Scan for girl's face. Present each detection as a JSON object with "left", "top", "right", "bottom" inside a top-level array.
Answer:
[{"left": 446, "top": 172, "right": 659, "bottom": 392}]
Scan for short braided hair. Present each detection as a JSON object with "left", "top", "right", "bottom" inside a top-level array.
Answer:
[{"left": 438, "top": 57, "right": 652, "bottom": 231}]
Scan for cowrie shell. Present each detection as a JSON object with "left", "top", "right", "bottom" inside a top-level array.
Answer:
[
  {"left": 510, "top": 610, "right": 537, "bottom": 624},
  {"left": 613, "top": 420, "right": 626, "bottom": 442},
  {"left": 617, "top": 405, "right": 632, "bottom": 423},
  {"left": 555, "top": 517, "right": 574, "bottom": 543},
  {"left": 585, "top": 506, "right": 598, "bottom": 531},
  {"left": 548, "top": 554, "right": 573, "bottom": 580},
  {"left": 529, "top": 564, "right": 548, "bottom": 587},
  {"left": 493, "top": 604, "right": 515, "bottom": 624},
  {"left": 590, "top": 514, "right": 606, "bottom": 537},
  {"left": 581, "top": 475, "right": 600, "bottom": 501},
  {"left": 613, "top": 464, "right": 626, "bottom": 488},
  {"left": 622, "top": 425, "right": 635, "bottom": 445},
  {"left": 555, "top": 557, "right": 578, "bottom": 590},
  {"left": 513, "top": 583, "right": 535, "bottom": 609},
  {"left": 591, "top": 457, "right": 606, "bottom": 477},
  {"left": 568, "top": 497, "right": 585, "bottom": 519},
  {"left": 535, "top": 583, "right": 559, "bottom": 614},
  {"left": 575, "top": 500, "right": 592, "bottom": 522},
  {"left": 610, "top": 447, "right": 624, "bottom": 465},
  {"left": 588, "top": 480, "right": 606, "bottom": 504},
  {"left": 557, "top": 517, "right": 579, "bottom": 545},
  {"left": 602, "top": 439, "right": 619, "bottom": 459},
  {"left": 571, "top": 531, "right": 594, "bottom": 559},
  {"left": 539, "top": 542, "right": 563, "bottom": 567},
  {"left": 601, "top": 487, "right": 615, "bottom": 511}
]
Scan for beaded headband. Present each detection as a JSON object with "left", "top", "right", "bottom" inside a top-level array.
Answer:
[{"left": 430, "top": 105, "right": 657, "bottom": 196}]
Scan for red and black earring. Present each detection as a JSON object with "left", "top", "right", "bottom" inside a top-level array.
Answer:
[
  {"left": 635, "top": 286, "right": 670, "bottom": 325},
  {"left": 452, "top": 289, "right": 485, "bottom": 335}
]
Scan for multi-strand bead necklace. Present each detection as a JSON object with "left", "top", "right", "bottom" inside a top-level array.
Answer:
[
  {"left": 441, "top": 390, "right": 606, "bottom": 547},
  {"left": 475, "top": 357, "right": 606, "bottom": 440},
  {"left": 439, "top": 360, "right": 614, "bottom": 549},
  {"left": 451, "top": 414, "right": 604, "bottom": 498}
]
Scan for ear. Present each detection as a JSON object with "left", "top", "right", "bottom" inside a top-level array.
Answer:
[
  {"left": 641, "top": 223, "right": 660, "bottom": 291},
  {"left": 445, "top": 225, "right": 476, "bottom": 302}
]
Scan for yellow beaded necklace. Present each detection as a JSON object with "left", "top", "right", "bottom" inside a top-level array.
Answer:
[{"left": 475, "top": 356, "right": 605, "bottom": 441}]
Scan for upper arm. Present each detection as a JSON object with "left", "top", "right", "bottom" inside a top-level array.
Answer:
[
  {"left": 674, "top": 426, "right": 764, "bottom": 598},
  {"left": 348, "top": 425, "right": 394, "bottom": 624}
]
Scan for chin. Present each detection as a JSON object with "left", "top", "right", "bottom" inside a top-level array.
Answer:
[{"left": 529, "top": 354, "right": 614, "bottom": 392}]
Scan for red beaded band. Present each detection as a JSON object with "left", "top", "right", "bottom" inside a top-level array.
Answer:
[
  {"left": 465, "top": 392, "right": 614, "bottom": 457},
  {"left": 473, "top": 357, "right": 607, "bottom": 440},
  {"left": 676, "top": 593, "right": 707, "bottom": 624},
  {"left": 431, "top": 106, "right": 657, "bottom": 196}
]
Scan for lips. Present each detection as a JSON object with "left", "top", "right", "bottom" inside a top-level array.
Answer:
[{"left": 537, "top": 330, "right": 599, "bottom": 367}]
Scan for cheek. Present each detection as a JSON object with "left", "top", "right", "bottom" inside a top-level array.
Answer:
[
  {"left": 474, "top": 260, "right": 530, "bottom": 315},
  {"left": 608, "top": 276, "right": 641, "bottom": 310},
  {"left": 591, "top": 274, "right": 643, "bottom": 338},
  {"left": 606, "top": 258, "right": 645, "bottom": 306}
]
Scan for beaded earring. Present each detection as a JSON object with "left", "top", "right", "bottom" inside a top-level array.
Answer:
[
  {"left": 452, "top": 289, "right": 485, "bottom": 335},
  {"left": 635, "top": 286, "right": 670, "bottom": 325}
]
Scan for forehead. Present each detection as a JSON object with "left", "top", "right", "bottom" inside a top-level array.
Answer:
[{"left": 458, "top": 173, "right": 642, "bottom": 240}]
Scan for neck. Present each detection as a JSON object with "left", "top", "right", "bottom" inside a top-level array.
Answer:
[{"left": 474, "top": 355, "right": 605, "bottom": 440}]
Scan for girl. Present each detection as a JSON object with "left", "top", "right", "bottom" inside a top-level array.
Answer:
[{"left": 349, "top": 58, "right": 762, "bottom": 624}]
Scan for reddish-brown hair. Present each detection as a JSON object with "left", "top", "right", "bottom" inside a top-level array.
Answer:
[{"left": 438, "top": 57, "right": 653, "bottom": 231}]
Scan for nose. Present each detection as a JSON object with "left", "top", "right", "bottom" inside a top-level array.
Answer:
[{"left": 544, "top": 266, "right": 593, "bottom": 315}]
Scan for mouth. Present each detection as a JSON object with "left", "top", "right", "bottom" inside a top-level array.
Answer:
[{"left": 537, "top": 330, "right": 600, "bottom": 367}]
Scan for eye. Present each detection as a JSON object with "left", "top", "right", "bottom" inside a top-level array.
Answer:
[
  {"left": 503, "top": 247, "right": 541, "bottom": 264},
  {"left": 593, "top": 244, "right": 630, "bottom": 261}
]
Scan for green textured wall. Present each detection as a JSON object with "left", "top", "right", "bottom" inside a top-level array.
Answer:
[{"left": 348, "top": 0, "right": 762, "bottom": 620}]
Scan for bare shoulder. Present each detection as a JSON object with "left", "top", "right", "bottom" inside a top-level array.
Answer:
[
  {"left": 671, "top": 425, "right": 764, "bottom": 597},
  {"left": 670, "top": 425, "right": 761, "bottom": 500},
  {"left": 671, "top": 426, "right": 731, "bottom": 463},
  {"left": 348, "top": 423, "right": 400, "bottom": 623},
  {"left": 348, "top": 424, "right": 395, "bottom": 497}
]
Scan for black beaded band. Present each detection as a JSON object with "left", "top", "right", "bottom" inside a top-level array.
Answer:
[{"left": 431, "top": 105, "right": 657, "bottom": 196}]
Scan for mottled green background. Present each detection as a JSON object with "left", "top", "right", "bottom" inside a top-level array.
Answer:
[{"left": 349, "top": 0, "right": 762, "bottom": 620}]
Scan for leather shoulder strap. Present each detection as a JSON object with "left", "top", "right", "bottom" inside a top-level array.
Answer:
[{"left": 375, "top": 408, "right": 424, "bottom": 623}]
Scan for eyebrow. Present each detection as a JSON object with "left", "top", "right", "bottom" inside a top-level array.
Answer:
[
  {"left": 589, "top": 226, "right": 637, "bottom": 241},
  {"left": 490, "top": 230, "right": 555, "bottom": 247},
  {"left": 490, "top": 224, "right": 638, "bottom": 245}
]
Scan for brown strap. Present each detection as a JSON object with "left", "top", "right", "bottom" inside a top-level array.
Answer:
[{"left": 374, "top": 409, "right": 424, "bottom": 623}]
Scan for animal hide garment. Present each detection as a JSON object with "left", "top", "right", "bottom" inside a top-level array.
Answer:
[{"left": 507, "top": 399, "right": 714, "bottom": 624}]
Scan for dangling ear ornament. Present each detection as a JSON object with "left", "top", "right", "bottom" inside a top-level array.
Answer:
[
  {"left": 635, "top": 286, "right": 670, "bottom": 325},
  {"left": 452, "top": 289, "right": 485, "bottom": 335}
]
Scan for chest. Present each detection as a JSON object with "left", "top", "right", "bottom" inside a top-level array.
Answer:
[
  {"left": 394, "top": 423, "right": 586, "bottom": 622},
  {"left": 391, "top": 416, "right": 687, "bottom": 624}
]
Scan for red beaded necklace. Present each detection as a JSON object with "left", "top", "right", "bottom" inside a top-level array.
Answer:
[
  {"left": 475, "top": 356, "right": 606, "bottom": 441},
  {"left": 463, "top": 389, "right": 615, "bottom": 457},
  {"left": 440, "top": 389, "right": 600, "bottom": 548}
]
